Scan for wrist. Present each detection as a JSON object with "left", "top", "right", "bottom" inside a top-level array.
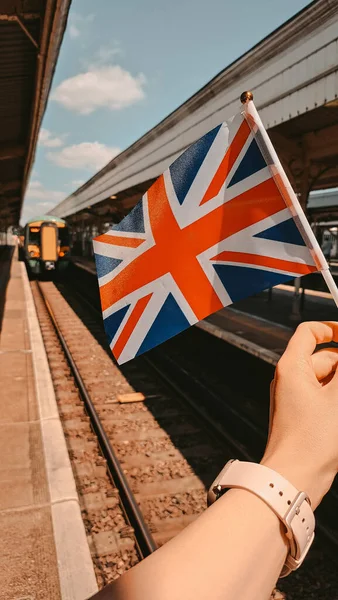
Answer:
[{"left": 260, "top": 450, "right": 335, "bottom": 510}]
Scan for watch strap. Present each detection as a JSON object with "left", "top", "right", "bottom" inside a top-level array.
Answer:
[{"left": 207, "top": 460, "right": 315, "bottom": 577}]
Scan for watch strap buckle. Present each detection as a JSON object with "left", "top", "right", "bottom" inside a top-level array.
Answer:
[
  {"left": 282, "top": 531, "right": 314, "bottom": 576},
  {"left": 284, "top": 491, "right": 310, "bottom": 530}
]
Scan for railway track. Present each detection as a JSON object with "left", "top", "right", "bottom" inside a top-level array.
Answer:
[
  {"left": 60, "top": 264, "right": 338, "bottom": 548},
  {"left": 31, "top": 279, "right": 239, "bottom": 588},
  {"left": 31, "top": 271, "right": 338, "bottom": 598}
]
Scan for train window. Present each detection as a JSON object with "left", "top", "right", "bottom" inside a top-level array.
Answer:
[
  {"left": 58, "top": 227, "right": 69, "bottom": 245},
  {"left": 29, "top": 227, "right": 40, "bottom": 243}
]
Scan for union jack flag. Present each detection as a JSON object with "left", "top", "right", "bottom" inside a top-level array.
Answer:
[{"left": 94, "top": 108, "right": 318, "bottom": 364}]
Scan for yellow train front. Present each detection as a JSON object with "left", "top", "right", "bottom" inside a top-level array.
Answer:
[{"left": 23, "top": 215, "right": 70, "bottom": 275}]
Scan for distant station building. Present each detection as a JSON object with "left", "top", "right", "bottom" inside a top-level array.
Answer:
[
  {"left": 308, "top": 189, "right": 338, "bottom": 258},
  {"left": 49, "top": 0, "right": 338, "bottom": 257},
  {"left": 0, "top": 0, "right": 71, "bottom": 243},
  {"left": 308, "top": 189, "right": 338, "bottom": 224}
]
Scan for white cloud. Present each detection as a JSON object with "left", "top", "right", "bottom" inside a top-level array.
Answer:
[
  {"left": 47, "top": 142, "right": 120, "bottom": 171},
  {"left": 68, "top": 12, "right": 95, "bottom": 39},
  {"left": 51, "top": 66, "right": 146, "bottom": 114},
  {"left": 69, "top": 24, "right": 80, "bottom": 38},
  {"left": 26, "top": 180, "right": 65, "bottom": 203},
  {"left": 38, "top": 128, "right": 64, "bottom": 148},
  {"left": 64, "top": 179, "right": 85, "bottom": 188},
  {"left": 21, "top": 201, "right": 57, "bottom": 225},
  {"left": 80, "top": 41, "right": 122, "bottom": 71},
  {"left": 72, "top": 11, "right": 95, "bottom": 23},
  {"left": 95, "top": 44, "right": 123, "bottom": 64}
]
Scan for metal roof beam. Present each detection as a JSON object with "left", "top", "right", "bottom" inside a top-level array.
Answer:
[
  {"left": 0, "top": 13, "right": 40, "bottom": 21},
  {"left": 15, "top": 15, "right": 39, "bottom": 48},
  {"left": 1, "top": 195, "right": 20, "bottom": 204},
  {"left": 0, "top": 180, "right": 21, "bottom": 193},
  {"left": 0, "top": 144, "right": 25, "bottom": 160}
]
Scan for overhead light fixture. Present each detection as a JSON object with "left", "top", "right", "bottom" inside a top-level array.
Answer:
[
  {"left": 110, "top": 195, "right": 117, "bottom": 200},
  {"left": 87, "top": 205, "right": 91, "bottom": 209}
]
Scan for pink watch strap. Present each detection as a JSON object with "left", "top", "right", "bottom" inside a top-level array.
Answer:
[{"left": 208, "top": 460, "right": 315, "bottom": 577}]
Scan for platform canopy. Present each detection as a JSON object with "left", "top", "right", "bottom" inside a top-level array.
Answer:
[
  {"left": 50, "top": 0, "right": 338, "bottom": 227},
  {"left": 308, "top": 189, "right": 338, "bottom": 223},
  {"left": 0, "top": 0, "right": 71, "bottom": 229}
]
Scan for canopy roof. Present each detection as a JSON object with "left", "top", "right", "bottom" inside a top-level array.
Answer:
[{"left": 0, "top": 0, "right": 71, "bottom": 228}]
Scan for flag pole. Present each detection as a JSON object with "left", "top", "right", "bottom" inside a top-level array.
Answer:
[
  {"left": 240, "top": 91, "right": 338, "bottom": 310},
  {"left": 322, "top": 269, "right": 338, "bottom": 307}
]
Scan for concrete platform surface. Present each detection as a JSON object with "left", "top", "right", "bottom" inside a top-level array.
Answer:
[{"left": 0, "top": 248, "right": 98, "bottom": 600}]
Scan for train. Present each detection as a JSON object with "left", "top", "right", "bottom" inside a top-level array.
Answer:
[{"left": 22, "top": 215, "right": 70, "bottom": 275}]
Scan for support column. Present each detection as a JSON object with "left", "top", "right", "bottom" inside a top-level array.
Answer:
[{"left": 81, "top": 220, "right": 85, "bottom": 256}]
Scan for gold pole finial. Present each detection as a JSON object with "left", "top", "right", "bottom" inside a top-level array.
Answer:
[{"left": 240, "top": 91, "right": 253, "bottom": 104}]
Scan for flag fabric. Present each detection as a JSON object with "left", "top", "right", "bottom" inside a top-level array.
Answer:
[{"left": 93, "top": 103, "right": 323, "bottom": 364}]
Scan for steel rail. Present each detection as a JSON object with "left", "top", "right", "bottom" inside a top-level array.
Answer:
[
  {"left": 36, "top": 281, "right": 157, "bottom": 558},
  {"left": 65, "top": 277, "right": 254, "bottom": 460},
  {"left": 65, "top": 264, "right": 338, "bottom": 557}
]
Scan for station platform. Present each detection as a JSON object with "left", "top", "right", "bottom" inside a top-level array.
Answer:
[
  {"left": 71, "top": 256, "right": 338, "bottom": 366},
  {"left": 0, "top": 248, "right": 98, "bottom": 600},
  {"left": 198, "top": 284, "right": 338, "bottom": 366}
]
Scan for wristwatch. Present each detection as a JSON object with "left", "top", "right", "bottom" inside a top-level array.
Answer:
[{"left": 207, "top": 459, "right": 315, "bottom": 577}]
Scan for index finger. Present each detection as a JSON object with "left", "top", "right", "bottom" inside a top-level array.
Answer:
[{"left": 284, "top": 321, "right": 338, "bottom": 362}]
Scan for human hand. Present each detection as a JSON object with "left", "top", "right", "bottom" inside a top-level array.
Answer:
[{"left": 261, "top": 321, "right": 338, "bottom": 509}]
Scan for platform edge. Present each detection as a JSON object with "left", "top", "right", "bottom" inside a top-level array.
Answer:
[
  {"left": 196, "top": 318, "right": 279, "bottom": 366},
  {"left": 21, "top": 264, "right": 98, "bottom": 600}
]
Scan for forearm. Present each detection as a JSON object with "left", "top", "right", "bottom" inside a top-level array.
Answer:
[
  {"left": 90, "top": 321, "right": 338, "bottom": 600},
  {"left": 100, "top": 488, "right": 288, "bottom": 600}
]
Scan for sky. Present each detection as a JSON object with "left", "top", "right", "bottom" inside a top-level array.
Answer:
[{"left": 21, "top": 0, "right": 311, "bottom": 224}]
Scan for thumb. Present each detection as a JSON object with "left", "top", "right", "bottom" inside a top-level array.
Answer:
[{"left": 325, "top": 360, "right": 338, "bottom": 388}]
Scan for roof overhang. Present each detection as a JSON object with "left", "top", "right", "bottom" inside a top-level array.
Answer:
[{"left": 0, "top": 0, "right": 72, "bottom": 228}]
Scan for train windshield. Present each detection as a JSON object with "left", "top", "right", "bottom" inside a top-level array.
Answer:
[
  {"left": 29, "top": 227, "right": 40, "bottom": 244},
  {"left": 58, "top": 226, "right": 69, "bottom": 245},
  {"left": 27, "top": 222, "right": 69, "bottom": 245}
]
